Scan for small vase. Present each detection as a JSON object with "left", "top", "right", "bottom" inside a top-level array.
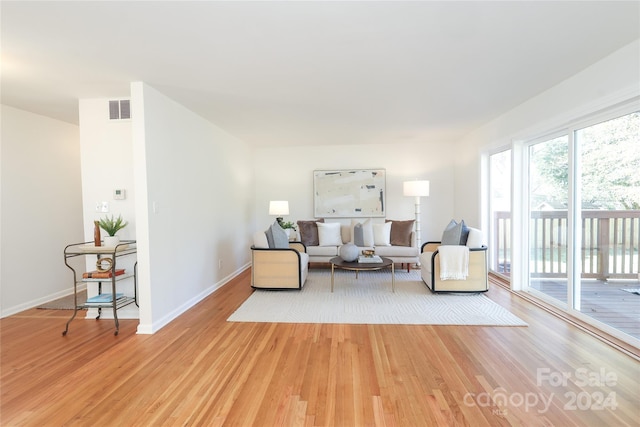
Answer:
[
  {"left": 285, "top": 229, "right": 297, "bottom": 241},
  {"left": 94, "top": 221, "right": 101, "bottom": 247},
  {"left": 103, "top": 235, "right": 120, "bottom": 247}
]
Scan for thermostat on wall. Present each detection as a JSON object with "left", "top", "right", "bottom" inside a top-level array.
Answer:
[{"left": 113, "top": 189, "right": 126, "bottom": 200}]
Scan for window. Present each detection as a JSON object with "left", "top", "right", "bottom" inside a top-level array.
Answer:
[
  {"left": 515, "top": 110, "right": 640, "bottom": 343},
  {"left": 489, "top": 150, "right": 511, "bottom": 277}
]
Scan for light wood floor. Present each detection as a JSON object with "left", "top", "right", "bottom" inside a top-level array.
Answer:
[{"left": 1, "top": 269, "right": 639, "bottom": 426}]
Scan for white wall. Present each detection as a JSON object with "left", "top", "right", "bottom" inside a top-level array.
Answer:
[
  {"left": 131, "top": 82, "right": 253, "bottom": 334},
  {"left": 1, "top": 105, "right": 83, "bottom": 316},
  {"left": 253, "top": 141, "right": 458, "bottom": 242},
  {"left": 78, "top": 98, "right": 138, "bottom": 318},
  {"left": 454, "top": 39, "right": 640, "bottom": 228}
]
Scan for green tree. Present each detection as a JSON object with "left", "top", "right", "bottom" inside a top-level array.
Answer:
[
  {"left": 530, "top": 135, "right": 569, "bottom": 207},
  {"left": 531, "top": 112, "right": 639, "bottom": 210},
  {"left": 579, "top": 112, "right": 639, "bottom": 209}
]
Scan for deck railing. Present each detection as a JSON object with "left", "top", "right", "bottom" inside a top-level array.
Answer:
[{"left": 493, "top": 210, "right": 640, "bottom": 280}]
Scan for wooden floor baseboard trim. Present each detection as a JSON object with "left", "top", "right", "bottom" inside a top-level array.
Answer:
[{"left": 488, "top": 273, "right": 640, "bottom": 361}]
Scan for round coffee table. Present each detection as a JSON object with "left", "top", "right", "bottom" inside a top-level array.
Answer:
[{"left": 329, "top": 256, "right": 395, "bottom": 293}]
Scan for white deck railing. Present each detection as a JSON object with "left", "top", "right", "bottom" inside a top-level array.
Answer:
[{"left": 493, "top": 210, "right": 640, "bottom": 279}]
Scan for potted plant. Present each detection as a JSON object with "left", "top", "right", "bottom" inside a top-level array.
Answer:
[
  {"left": 98, "top": 214, "right": 128, "bottom": 247},
  {"left": 280, "top": 220, "right": 297, "bottom": 241}
]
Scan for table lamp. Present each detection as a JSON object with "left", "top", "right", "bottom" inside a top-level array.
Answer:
[{"left": 269, "top": 200, "right": 289, "bottom": 225}]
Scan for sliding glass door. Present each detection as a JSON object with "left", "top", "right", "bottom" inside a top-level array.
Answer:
[
  {"left": 527, "top": 135, "right": 570, "bottom": 306},
  {"left": 489, "top": 150, "right": 511, "bottom": 277},
  {"left": 519, "top": 110, "right": 639, "bottom": 342},
  {"left": 574, "top": 112, "right": 640, "bottom": 337}
]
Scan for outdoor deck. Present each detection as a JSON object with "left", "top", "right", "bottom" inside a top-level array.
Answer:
[
  {"left": 492, "top": 209, "right": 639, "bottom": 341},
  {"left": 529, "top": 278, "right": 640, "bottom": 340}
]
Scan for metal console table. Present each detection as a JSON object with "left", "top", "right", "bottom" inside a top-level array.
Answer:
[{"left": 62, "top": 240, "right": 137, "bottom": 336}]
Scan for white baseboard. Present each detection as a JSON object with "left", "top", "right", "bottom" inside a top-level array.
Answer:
[
  {"left": 1, "top": 283, "right": 88, "bottom": 318},
  {"left": 136, "top": 263, "right": 250, "bottom": 334}
]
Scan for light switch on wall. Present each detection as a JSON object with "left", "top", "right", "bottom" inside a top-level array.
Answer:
[{"left": 95, "top": 201, "right": 110, "bottom": 212}]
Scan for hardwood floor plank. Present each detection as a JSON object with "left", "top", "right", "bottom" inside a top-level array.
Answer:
[{"left": 1, "top": 269, "right": 639, "bottom": 426}]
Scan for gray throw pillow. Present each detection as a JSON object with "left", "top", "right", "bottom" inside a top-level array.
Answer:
[
  {"left": 270, "top": 221, "right": 289, "bottom": 248},
  {"left": 441, "top": 219, "right": 469, "bottom": 245},
  {"left": 353, "top": 223, "right": 365, "bottom": 246},
  {"left": 265, "top": 228, "right": 275, "bottom": 248}
]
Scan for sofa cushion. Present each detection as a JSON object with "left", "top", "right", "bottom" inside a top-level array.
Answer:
[
  {"left": 387, "top": 219, "right": 415, "bottom": 246},
  {"left": 253, "top": 231, "right": 269, "bottom": 248},
  {"left": 373, "top": 222, "right": 392, "bottom": 246},
  {"left": 306, "top": 245, "right": 340, "bottom": 257},
  {"left": 340, "top": 224, "right": 350, "bottom": 244},
  {"left": 375, "top": 245, "right": 419, "bottom": 257},
  {"left": 466, "top": 227, "right": 483, "bottom": 248},
  {"left": 299, "top": 251, "right": 310, "bottom": 272},
  {"left": 297, "top": 219, "right": 323, "bottom": 246},
  {"left": 350, "top": 219, "right": 374, "bottom": 247},
  {"left": 316, "top": 222, "right": 342, "bottom": 246},
  {"left": 441, "top": 219, "right": 469, "bottom": 245},
  {"left": 420, "top": 252, "right": 434, "bottom": 273}
]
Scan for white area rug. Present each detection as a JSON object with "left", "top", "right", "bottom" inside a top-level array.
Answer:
[{"left": 228, "top": 270, "right": 527, "bottom": 326}]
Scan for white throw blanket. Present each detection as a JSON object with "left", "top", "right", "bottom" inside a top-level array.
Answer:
[{"left": 438, "top": 245, "right": 469, "bottom": 280}]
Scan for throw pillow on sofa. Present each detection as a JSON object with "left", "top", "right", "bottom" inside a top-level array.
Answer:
[
  {"left": 466, "top": 227, "right": 484, "bottom": 248},
  {"left": 253, "top": 231, "right": 269, "bottom": 248},
  {"left": 316, "top": 222, "right": 342, "bottom": 246},
  {"left": 265, "top": 221, "right": 289, "bottom": 248},
  {"left": 350, "top": 219, "right": 374, "bottom": 247},
  {"left": 441, "top": 219, "right": 469, "bottom": 245},
  {"left": 386, "top": 219, "right": 414, "bottom": 246},
  {"left": 297, "top": 219, "right": 324, "bottom": 246},
  {"left": 373, "top": 222, "right": 392, "bottom": 246}
]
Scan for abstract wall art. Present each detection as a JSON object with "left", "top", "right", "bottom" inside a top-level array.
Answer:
[{"left": 313, "top": 169, "right": 386, "bottom": 217}]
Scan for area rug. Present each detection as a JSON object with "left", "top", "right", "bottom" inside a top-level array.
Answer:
[
  {"left": 228, "top": 270, "right": 527, "bottom": 326},
  {"left": 37, "top": 290, "right": 86, "bottom": 309}
]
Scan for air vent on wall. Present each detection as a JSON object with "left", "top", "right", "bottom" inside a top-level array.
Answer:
[{"left": 109, "top": 100, "right": 131, "bottom": 120}]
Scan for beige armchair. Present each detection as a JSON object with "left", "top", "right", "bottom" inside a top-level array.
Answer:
[
  {"left": 251, "top": 241, "right": 309, "bottom": 290},
  {"left": 419, "top": 227, "right": 488, "bottom": 293}
]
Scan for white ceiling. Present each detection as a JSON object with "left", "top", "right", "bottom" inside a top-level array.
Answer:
[{"left": 2, "top": 1, "right": 639, "bottom": 148}]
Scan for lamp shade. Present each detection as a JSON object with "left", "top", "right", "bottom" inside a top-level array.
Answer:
[
  {"left": 403, "top": 180, "right": 430, "bottom": 197},
  {"left": 269, "top": 200, "right": 289, "bottom": 216}
]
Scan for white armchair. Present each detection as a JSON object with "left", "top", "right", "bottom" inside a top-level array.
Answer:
[
  {"left": 420, "top": 227, "right": 488, "bottom": 293},
  {"left": 251, "top": 232, "right": 309, "bottom": 290}
]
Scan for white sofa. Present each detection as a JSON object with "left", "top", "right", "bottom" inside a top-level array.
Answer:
[{"left": 298, "top": 220, "right": 419, "bottom": 271}]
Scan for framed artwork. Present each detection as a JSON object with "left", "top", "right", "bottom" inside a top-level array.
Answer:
[{"left": 313, "top": 169, "right": 386, "bottom": 217}]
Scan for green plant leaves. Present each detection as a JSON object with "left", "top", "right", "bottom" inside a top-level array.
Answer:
[{"left": 98, "top": 214, "right": 128, "bottom": 236}]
